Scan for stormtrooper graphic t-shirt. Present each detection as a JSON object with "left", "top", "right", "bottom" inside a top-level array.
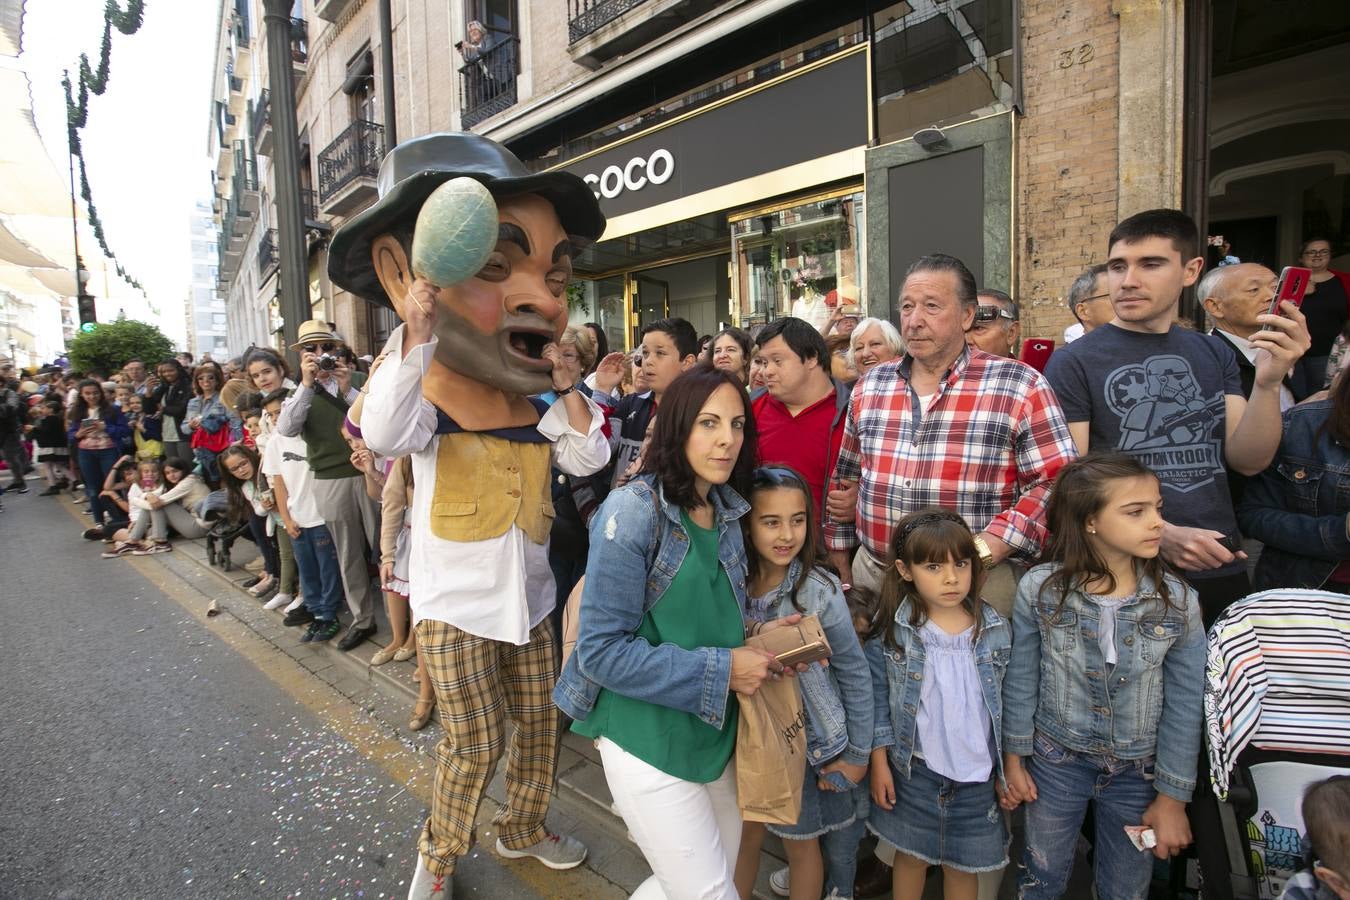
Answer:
[{"left": 1045, "top": 322, "right": 1246, "bottom": 577}]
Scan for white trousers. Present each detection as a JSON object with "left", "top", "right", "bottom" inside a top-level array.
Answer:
[{"left": 597, "top": 737, "right": 741, "bottom": 900}]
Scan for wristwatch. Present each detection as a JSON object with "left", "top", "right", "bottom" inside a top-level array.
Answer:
[
  {"left": 554, "top": 384, "right": 576, "bottom": 397},
  {"left": 972, "top": 535, "right": 995, "bottom": 568}
]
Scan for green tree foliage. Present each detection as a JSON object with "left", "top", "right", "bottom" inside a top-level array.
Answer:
[{"left": 67, "top": 319, "right": 173, "bottom": 376}]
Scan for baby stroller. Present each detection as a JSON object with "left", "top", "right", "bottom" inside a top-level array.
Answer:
[
  {"left": 1196, "top": 588, "right": 1350, "bottom": 899},
  {"left": 199, "top": 490, "right": 249, "bottom": 571}
]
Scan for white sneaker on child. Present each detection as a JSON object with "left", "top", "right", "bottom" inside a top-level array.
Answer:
[
  {"left": 264, "top": 592, "right": 292, "bottom": 610},
  {"left": 769, "top": 866, "right": 790, "bottom": 897}
]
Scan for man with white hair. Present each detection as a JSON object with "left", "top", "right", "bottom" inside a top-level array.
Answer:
[{"left": 1201, "top": 263, "right": 1296, "bottom": 411}]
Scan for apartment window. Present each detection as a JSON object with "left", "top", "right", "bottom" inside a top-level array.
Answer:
[
  {"left": 871, "top": 0, "right": 1017, "bottom": 145},
  {"left": 458, "top": 1, "right": 520, "bottom": 128}
]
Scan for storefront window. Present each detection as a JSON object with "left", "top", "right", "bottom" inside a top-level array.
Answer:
[
  {"left": 731, "top": 189, "right": 864, "bottom": 330},
  {"left": 567, "top": 275, "right": 626, "bottom": 354}
]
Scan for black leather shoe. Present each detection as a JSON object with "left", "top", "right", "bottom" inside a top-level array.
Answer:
[
  {"left": 854, "top": 853, "right": 893, "bottom": 899},
  {"left": 282, "top": 606, "right": 315, "bottom": 627},
  {"left": 337, "top": 624, "right": 376, "bottom": 652}
]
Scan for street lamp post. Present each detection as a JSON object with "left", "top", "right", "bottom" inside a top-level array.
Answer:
[{"left": 262, "top": 0, "right": 310, "bottom": 361}]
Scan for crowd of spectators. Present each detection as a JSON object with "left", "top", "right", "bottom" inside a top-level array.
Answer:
[{"left": 2, "top": 206, "right": 1347, "bottom": 900}]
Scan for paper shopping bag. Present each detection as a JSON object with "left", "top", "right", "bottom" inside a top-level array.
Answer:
[{"left": 735, "top": 675, "right": 807, "bottom": 825}]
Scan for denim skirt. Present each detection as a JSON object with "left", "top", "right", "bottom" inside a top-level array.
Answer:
[
  {"left": 867, "top": 756, "right": 1008, "bottom": 872},
  {"left": 768, "top": 767, "right": 868, "bottom": 840}
]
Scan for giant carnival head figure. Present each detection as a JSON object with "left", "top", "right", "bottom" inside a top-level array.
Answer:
[{"left": 327, "top": 133, "right": 605, "bottom": 398}]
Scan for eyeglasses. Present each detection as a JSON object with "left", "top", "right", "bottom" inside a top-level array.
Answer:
[
  {"left": 302, "top": 342, "right": 339, "bottom": 354},
  {"left": 1079, "top": 293, "right": 1111, "bottom": 304},
  {"left": 1303, "top": 249, "right": 1331, "bottom": 258},
  {"left": 973, "top": 306, "right": 1015, "bottom": 324}
]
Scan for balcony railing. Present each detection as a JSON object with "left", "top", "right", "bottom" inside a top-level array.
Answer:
[
  {"left": 568, "top": 0, "right": 650, "bottom": 43},
  {"left": 317, "top": 119, "right": 383, "bottom": 203},
  {"left": 290, "top": 17, "right": 309, "bottom": 66},
  {"left": 300, "top": 187, "right": 323, "bottom": 224},
  {"left": 258, "top": 228, "right": 278, "bottom": 280},
  {"left": 459, "top": 37, "right": 519, "bottom": 129},
  {"left": 250, "top": 89, "right": 270, "bottom": 150}
]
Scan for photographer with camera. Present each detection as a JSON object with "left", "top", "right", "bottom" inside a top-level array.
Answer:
[{"left": 274, "top": 321, "right": 380, "bottom": 652}]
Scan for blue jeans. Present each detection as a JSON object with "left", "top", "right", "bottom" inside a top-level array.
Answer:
[
  {"left": 1017, "top": 734, "right": 1157, "bottom": 900},
  {"left": 822, "top": 815, "right": 866, "bottom": 899},
  {"left": 77, "top": 446, "right": 122, "bottom": 524},
  {"left": 291, "top": 524, "right": 342, "bottom": 622}
]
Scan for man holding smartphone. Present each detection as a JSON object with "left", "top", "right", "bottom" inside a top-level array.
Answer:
[
  {"left": 1200, "top": 264, "right": 1297, "bottom": 412},
  {"left": 1045, "top": 209, "right": 1310, "bottom": 625}
]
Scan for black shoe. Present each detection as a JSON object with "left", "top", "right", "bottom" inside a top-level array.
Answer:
[
  {"left": 82, "top": 527, "right": 104, "bottom": 541},
  {"left": 854, "top": 853, "right": 893, "bottom": 899},
  {"left": 39, "top": 485, "right": 61, "bottom": 496},
  {"left": 12, "top": 485, "right": 28, "bottom": 494},
  {"left": 282, "top": 606, "right": 315, "bottom": 627},
  {"left": 306, "top": 619, "right": 342, "bottom": 643},
  {"left": 337, "top": 624, "right": 377, "bottom": 652},
  {"left": 240, "top": 574, "right": 262, "bottom": 589}
]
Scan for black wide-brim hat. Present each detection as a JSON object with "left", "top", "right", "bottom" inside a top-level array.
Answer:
[{"left": 328, "top": 132, "right": 606, "bottom": 309}]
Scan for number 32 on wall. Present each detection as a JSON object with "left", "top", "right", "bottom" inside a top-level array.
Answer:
[{"left": 1058, "top": 44, "right": 1094, "bottom": 68}]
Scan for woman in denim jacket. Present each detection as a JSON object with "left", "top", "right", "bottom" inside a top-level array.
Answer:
[
  {"left": 865, "top": 509, "right": 1012, "bottom": 899},
  {"left": 1002, "top": 456, "right": 1206, "bottom": 900},
  {"left": 734, "top": 466, "right": 873, "bottom": 900},
  {"left": 184, "top": 362, "right": 240, "bottom": 486},
  {"left": 1237, "top": 372, "right": 1350, "bottom": 594},
  {"left": 555, "top": 367, "right": 786, "bottom": 900}
]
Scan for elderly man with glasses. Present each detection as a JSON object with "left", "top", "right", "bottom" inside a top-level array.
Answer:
[
  {"left": 966, "top": 289, "right": 1021, "bottom": 358},
  {"left": 1063, "top": 263, "right": 1112, "bottom": 343}
]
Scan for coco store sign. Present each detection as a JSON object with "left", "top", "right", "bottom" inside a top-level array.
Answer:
[{"left": 580, "top": 148, "right": 675, "bottom": 200}]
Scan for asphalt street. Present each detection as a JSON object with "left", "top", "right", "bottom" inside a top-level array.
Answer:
[{"left": 0, "top": 488, "right": 581, "bottom": 899}]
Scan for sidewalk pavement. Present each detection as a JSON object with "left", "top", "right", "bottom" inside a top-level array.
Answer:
[{"left": 135, "top": 518, "right": 794, "bottom": 899}]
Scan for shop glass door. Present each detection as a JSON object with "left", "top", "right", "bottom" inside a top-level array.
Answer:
[
  {"left": 632, "top": 274, "right": 670, "bottom": 346},
  {"left": 730, "top": 188, "right": 864, "bottom": 332}
]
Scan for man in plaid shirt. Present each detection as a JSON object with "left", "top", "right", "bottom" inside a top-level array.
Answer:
[{"left": 825, "top": 254, "right": 1076, "bottom": 616}]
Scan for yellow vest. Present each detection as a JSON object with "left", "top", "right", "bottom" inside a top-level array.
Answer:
[{"left": 430, "top": 431, "right": 554, "bottom": 544}]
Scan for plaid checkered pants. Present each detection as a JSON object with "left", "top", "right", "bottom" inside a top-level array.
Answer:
[{"left": 415, "top": 618, "right": 560, "bottom": 876}]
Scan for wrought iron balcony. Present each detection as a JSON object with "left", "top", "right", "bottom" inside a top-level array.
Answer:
[
  {"left": 290, "top": 17, "right": 309, "bottom": 66},
  {"left": 317, "top": 119, "right": 383, "bottom": 212},
  {"left": 566, "top": 0, "right": 717, "bottom": 68},
  {"left": 568, "top": 0, "right": 651, "bottom": 42},
  {"left": 459, "top": 37, "right": 519, "bottom": 129},
  {"left": 233, "top": 148, "right": 259, "bottom": 215},
  {"left": 258, "top": 228, "right": 278, "bottom": 280},
  {"left": 300, "top": 188, "right": 329, "bottom": 228},
  {"left": 251, "top": 89, "right": 271, "bottom": 155}
]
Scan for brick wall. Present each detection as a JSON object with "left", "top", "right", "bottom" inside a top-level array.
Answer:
[{"left": 1016, "top": 0, "right": 1120, "bottom": 342}]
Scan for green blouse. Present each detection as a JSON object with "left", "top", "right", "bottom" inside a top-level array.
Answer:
[{"left": 573, "top": 511, "right": 742, "bottom": 782}]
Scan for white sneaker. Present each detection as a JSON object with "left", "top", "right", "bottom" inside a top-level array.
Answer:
[
  {"left": 407, "top": 854, "right": 451, "bottom": 899},
  {"left": 264, "top": 592, "right": 292, "bottom": 610},
  {"left": 284, "top": 594, "right": 304, "bottom": 612},
  {"left": 769, "top": 865, "right": 790, "bottom": 897}
]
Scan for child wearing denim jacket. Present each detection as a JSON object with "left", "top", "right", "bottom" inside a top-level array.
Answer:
[
  {"left": 1002, "top": 455, "right": 1207, "bottom": 900},
  {"left": 734, "top": 466, "right": 874, "bottom": 900},
  {"left": 866, "top": 508, "right": 1012, "bottom": 899}
]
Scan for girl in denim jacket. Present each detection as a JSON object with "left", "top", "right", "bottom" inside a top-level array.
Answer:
[
  {"left": 1002, "top": 455, "right": 1206, "bottom": 900},
  {"left": 866, "top": 508, "right": 1012, "bottom": 899},
  {"left": 734, "top": 466, "right": 873, "bottom": 900}
]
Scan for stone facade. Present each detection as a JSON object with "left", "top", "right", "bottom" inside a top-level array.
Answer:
[{"left": 1015, "top": 0, "right": 1123, "bottom": 343}]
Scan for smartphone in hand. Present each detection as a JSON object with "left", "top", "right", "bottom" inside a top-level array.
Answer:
[{"left": 1269, "top": 266, "right": 1311, "bottom": 316}]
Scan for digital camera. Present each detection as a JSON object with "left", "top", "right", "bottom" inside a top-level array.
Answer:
[{"left": 318, "top": 352, "right": 339, "bottom": 371}]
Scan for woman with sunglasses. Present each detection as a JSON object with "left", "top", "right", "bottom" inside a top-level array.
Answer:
[{"left": 184, "top": 362, "right": 241, "bottom": 486}]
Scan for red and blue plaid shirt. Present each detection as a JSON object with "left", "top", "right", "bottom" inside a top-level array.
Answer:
[{"left": 825, "top": 346, "right": 1077, "bottom": 561}]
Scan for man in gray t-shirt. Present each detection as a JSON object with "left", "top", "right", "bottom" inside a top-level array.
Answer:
[{"left": 1045, "top": 209, "right": 1309, "bottom": 624}]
